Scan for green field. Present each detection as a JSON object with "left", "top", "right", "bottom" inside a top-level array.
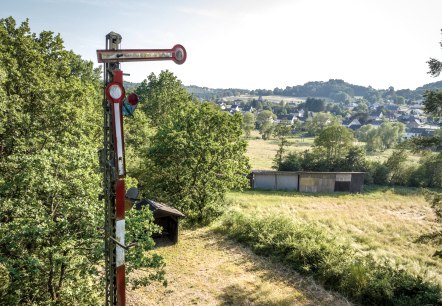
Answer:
[{"left": 246, "top": 132, "right": 424, "bottom": 169}]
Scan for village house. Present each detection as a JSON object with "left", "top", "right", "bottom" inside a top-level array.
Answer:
[{"left": 342, "top": 118, "right": 362, "bottom": 130}]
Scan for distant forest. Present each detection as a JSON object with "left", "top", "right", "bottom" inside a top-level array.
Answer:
[
  {"left": 190, "top": 79, "right": 442, "bottom": 104},
  {"left": 124, "top": 79, "right": 442, "bottom": 104}
]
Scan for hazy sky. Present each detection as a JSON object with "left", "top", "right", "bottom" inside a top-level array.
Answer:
[{"left": 3, "top": 0, "right": 442, "bottom": 90}]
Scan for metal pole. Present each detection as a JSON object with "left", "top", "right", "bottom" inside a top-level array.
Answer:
[{"left": 102, "top": 31, "right": 122, "bottom": 306}]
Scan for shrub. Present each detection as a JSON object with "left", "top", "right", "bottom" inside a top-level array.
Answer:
[
  {"left": 278, "top": 152, "right": 302, "bottom": 171},
  {"left": 215, "top": 212, "right": 442, "bottom": 306},
  {"left": 369, "top": 162, "right": 390, "bottom": 185}
]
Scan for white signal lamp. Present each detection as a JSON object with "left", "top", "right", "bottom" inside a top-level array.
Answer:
[{"left": 105, "top": 82, "right": 125, "bottom": 103}]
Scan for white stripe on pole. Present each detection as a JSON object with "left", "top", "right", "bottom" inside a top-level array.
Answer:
[
  {"left": 116, "top": 219, "right": 125, "bottom": 267},
  {"left": 113, "top": 103, "right": 125, "bottom": 176}
]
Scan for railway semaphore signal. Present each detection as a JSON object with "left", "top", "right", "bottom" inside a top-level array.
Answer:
[{"left": 98, "top": 32, "right": 186, "bottom": 306}]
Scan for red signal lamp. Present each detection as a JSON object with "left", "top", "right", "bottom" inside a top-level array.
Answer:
[
  {"left": 123, "top": 93, "right": 139, "bottom": 117},
  {"left": 127, "top": 93, "right": 139, "bottom": 106}
]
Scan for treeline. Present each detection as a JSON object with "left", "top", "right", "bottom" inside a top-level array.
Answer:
[
  {"left": 186, "top": 79, "right": 442, "bottom": 104},
  {"left": 272, "top": 123, "right": 442, "bottom": 188},
  {"left": 254, "top": 79, "right": 442, "bottom": 104},
  {"left": 186, "top": 85, "right": 249, "bottom": 100}
]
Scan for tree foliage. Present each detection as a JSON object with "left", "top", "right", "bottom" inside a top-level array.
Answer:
[
  {"left": 242, "top": 112, "right": 256, "bottom": 138},
  {"left": 357, "top": 122, "right": 405, "bottom": 152},
  {"left": 420, "top": 29, "right": 442, "bottom": 258},
  {"left": 304, "top": 112, "right": 341, "bottom": 136},
  {"left": 276, "top": 127, "right": 366, "bottom": 173},
  {"left": 0, "top": 17, "right": 164, "bottom": 304},
  {"left": 135, "top": 70, "right": 194, "bottom": 127},
  {"left": 0, "top": 17, "right": 103, "bottom": 304},
  {"left": 133, "top": 71, "right": 252, "bottom": 226},
  {"left": 314, "top": 125, "right": 355, "bottom": 160},
  {"left": 139, "top": 91, "right": 250, "bottom": 225},
  {"left": 272, "top": 124, "right": 291, "bottom": 170},
  {"left": 305, "top": 97, "right": 326, "bottom": 112}
]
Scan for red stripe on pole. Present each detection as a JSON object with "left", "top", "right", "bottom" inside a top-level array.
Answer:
[
  {"left": 113, "top": 69, "right": 123, "bottom": 84},
  {"left": 115, "top": 179, "right": 125, "bottom": 220},
  {"left": 116, "top": 265, "right": 126, "bottom": 306}
]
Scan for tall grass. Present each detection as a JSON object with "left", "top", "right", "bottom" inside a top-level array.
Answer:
[
  {"left": 227, "top": 188, "right": 442, "bottom": 282},
  {"left": 215, "top": 212, "right": 442, "bottom": 306}
]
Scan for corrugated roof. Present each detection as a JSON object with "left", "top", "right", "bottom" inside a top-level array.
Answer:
[{"left": 251, "top": 170, "right": 365, "bottom": 175}]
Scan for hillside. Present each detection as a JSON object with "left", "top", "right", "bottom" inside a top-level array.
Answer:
[{"left": 125, "top": 79, "right": 442, "bottom": 104}]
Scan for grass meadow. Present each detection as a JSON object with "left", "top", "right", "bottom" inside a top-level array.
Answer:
[
  {"left": 225, "top": 188, "right": 442, "bottom": 286},
  {"left": 246, "top": 131, "right": 315, "bottom": 169},
  {"left": 246, "top": 131, "right": 424, "bottom": 169},
  {"left": 129, "top": 133, "right": 441, "bottom": 305}
]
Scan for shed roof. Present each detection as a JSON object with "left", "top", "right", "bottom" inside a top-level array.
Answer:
[
  {"left": 136, "top": 199, "right": 185, "bottom": 218},
  {"left": 251, "top": 170, "right": 365, "bottom": 175}
]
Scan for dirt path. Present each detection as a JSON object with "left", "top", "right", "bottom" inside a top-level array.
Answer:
[{"left": 127, "top": 228, "right": 351, "bottom": 306}]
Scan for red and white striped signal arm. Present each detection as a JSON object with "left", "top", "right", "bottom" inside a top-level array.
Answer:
[{"left": 97, "top": 44, "right": 187, "bottom": 65}]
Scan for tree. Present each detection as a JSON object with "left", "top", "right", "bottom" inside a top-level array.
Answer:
[
  {"left": 384, "top": 149, "right": 410, "bottom": 185},
  {"left": 260, "top": 121, "right": 275, "bottom": 140},
  {"left": 304, "top": 112, "right": 341, "bottom": 136},
  {"left": 277, "top": 152, "right": 302, "bottom": 171},
  {"left": 355, "top": 124, "right": 375, "bottom": 142},
  {"left": 143, "top": 102, "right": 250, "bottom": 225},
  {"left": 256, "top": 110, "right": 275, "bottom": 129},
  {"left": 419, "top": 29, "right": 442, "bottom": 258},
  {"left": 427, "top": 30, "right": 442, "bottom": 78},
  {"left": 256, "top": 110, "right": 276, "bottom": 140},
  {"left": 378, "top": 122, "right": 405, "bottom": 150},
  {"left": 0, "top": 17, "right": 103, "bottom": 304},
  {"left": 242, "top": 112, "right": 256, "bottom": 138},
  {"left": 363, "top": 122, "right": 405, "bottom": 152},
  {"left": 0, "top": 17, "right": 164, "bottom": 304},
  {"left": 314, "top": 125, "right": 355, "bottom": 160},
  {"left": 305, "top": 97, "right": 326, "bottom": 112},
  {"left": 135, "top": 70, "right": 194, "bottom": 127},
  {"left": 272, "top": 124, "right": 291, "bottom": 169}
]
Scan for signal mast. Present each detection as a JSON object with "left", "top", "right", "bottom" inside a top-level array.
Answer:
[{"left": 97, "top": 32, "right": 186, "bottom": 306}]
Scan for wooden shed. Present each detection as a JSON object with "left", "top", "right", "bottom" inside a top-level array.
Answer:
[
  {"left": 250, "top": 171, "right": 364, "bottom": 193},
  {"left": 136, "top": 199, "right": 185, "bottom": 243},
  {"left": 299, "top": 172, "right": 364, "bottom": 193}
]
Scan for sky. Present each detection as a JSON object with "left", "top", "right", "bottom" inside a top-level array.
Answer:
[{"left": 2, "top": 0, "right": 442, "bottom": 90}]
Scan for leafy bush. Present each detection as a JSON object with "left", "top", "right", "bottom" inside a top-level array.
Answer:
[
  {"left": 368, "top": 162, "right": 391, "bottom": 185},
  {"left": 278, "top": 152, "right": 302, "bottom": 171},
  {"left": 215, "top": 212, "right": 442, "bottom": 306}
]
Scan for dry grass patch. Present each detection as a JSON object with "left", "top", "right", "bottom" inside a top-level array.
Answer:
[
  {"left": 246, "top": 132, "right": 314, "bottom": 170},
  {"left": 226, "top": 188, "right": 442, "bottom": 285},
  {"left": 127, "top": 228, "right": 350, "bottom": 306}
]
